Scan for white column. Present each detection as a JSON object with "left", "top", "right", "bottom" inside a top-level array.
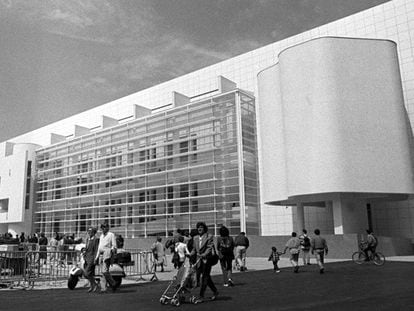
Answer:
[
  {"left": 330, "top": 200, "right": 343, "bottom": 234},
  {"left": 296, "top": 203, "right": 305, "bottom": 232}
]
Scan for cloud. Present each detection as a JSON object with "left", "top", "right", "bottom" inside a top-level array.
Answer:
[
  {"left": 1, "top": 0, "right": 153, "bottom": 45},
  {"left": 46, "top": 8, "right": 92, "bottom": 27}
]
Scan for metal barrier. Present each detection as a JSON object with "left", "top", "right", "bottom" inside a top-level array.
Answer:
[
  {"left": 0, "top": 249, "right": 157, "bottom": 290},
  {"left": 122, "top": 250, "right": 157, "bottom": 281},
  {"left": 0, "top": 251, "right": 27, "bottom": 289}
]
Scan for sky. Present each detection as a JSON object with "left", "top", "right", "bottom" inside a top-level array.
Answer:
[{"left": 0, "top": 0, "right": 388, "bottom": 142}]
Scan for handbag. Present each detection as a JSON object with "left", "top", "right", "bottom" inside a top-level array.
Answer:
[{"left": 207, "top": 239, "right": 219, "bottom": 266}]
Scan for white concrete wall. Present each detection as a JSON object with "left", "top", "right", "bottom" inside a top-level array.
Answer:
[
  {"left": 0, "top": 142, "right": 39, "bottom": 235},
  {"left": 259, "top": 37, "right": 414, "bottom": 204}
]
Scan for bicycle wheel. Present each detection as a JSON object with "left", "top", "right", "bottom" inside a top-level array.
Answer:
[
  {"left": 352, "top": 251, "right": 366, "bottom": 264},
  {"left": 372, "top": 252, "right": 385, "bottom": 266}
]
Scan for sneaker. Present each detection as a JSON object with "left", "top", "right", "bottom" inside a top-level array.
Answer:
[
  {"left": 223, "top": 283, "right": 229, "bottom": 287},
  {"left": 228, "top": 279, "right": 234, "bottom": 286},
  {"left": 193, "top": 297, "right": 203, "bottom": 304},
  {"left": 276, "top": 270, "right": 281, "bottom": 273},
  {"left": 211, "top": 291, "right": 219, "bottom": 301}
]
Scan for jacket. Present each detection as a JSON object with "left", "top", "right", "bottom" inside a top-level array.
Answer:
[
  {"left": 84, "top": 236, "right": 100, "bottom": 264},
  {"left": 190, "top": 233, "right": 215, "bottom": 264}
]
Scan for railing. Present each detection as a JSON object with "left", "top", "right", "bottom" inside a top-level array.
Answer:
[{"left": 0, "top": 249, "right": 157, "bottom": 290}]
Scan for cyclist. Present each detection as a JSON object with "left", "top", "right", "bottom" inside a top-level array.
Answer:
[{"left": 363, "top": 229, "right": 378, "bottom": 261}]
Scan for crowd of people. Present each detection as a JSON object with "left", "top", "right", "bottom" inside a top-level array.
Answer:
[
  {"left": 2, "top": 224, "right": 378, "bottom": 299},
  {"left": 150, "top": 223, "right": 250, "bottom": 303}
]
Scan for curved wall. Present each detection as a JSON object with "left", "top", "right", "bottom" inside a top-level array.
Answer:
[{"left": 258, "top": 37, "right": 414, "bottom": 204}]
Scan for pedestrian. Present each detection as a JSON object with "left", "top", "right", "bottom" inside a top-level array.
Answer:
[
  {"left": 19, "top": 232, "right": 26, "bottom": 243},
  {"left": 190, "top": 222, "right": 219, "bottom": 303},
  {"left": 268, "top": 246, "right": 284, "bottom": 273},
  {"left": 151, "top": 236, "right": 166, "bottom": 272},
  {"left": 217, "top": 225, "right": 235, "bottom": 287},
  {"left": 187, "top": 228, "right": 201, "bottom": 286},
  {"left": 234, "top": 231, "right": 249, "bottom": 271},
  {"left": 284, "top": 232, "right": 301, "bottom": 273},
  {"left": 299, "top": 229, "right": 311, "bottom": 265},
  {"left": 49, "top": 232, "right": 59, "bottom": 263},
  {"left": 175, "top": 235, "right": 190, "bottom": 268},
  {"left": 95, "top": 222, "right": 117, "bottom": 292},
  {"left": 310, "top": 229, "right": 328, "bottom": 274},
  {"left": 165, "top": 229, "right": 182, "bottom": 269},
  {"left": 84, "top": 227, "right": 100, "bottom": 292},
  {"left": 38, "top": 232, "right": 48, "bottom": 265}
]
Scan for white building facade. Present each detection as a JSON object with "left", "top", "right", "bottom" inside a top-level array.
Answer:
[{"left": 1, "top": 0, "right": 414, "bottom": 240}]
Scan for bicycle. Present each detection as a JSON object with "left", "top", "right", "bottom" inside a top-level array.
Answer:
[{"left": 352, "top": 242, "right": 385, "bottom": 266}]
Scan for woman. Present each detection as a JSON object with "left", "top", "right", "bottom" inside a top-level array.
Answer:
[
  {"left": 190, "top": 222, "right": 219, "bottom": 303},
  {"left": 217, "top": 225, "right": 235, "bottom": 287}
]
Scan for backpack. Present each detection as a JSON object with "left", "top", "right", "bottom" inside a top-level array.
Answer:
[
  {"left": 369, "top": 234, "right": 378, "bottom": 247},
  {"left": 219, "top": 237, "right": 233, "bottom": 255},
  {"left": 302, "top": 236, "right": 311, "bottom": 249}
]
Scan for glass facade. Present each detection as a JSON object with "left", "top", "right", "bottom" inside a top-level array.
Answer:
[{"left": 34, "top": 90, "right": 260, "bottom": 237}]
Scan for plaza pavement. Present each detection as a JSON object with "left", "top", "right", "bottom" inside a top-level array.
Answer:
[
  {"left": 19, "top": 254, "right": 414, "bottom": 289},
  {"left": 144, "top": 254, "right": 414, "bottom": 283},
  {"left": 1, "top": 257, "right": 414, "bottom": 311}
]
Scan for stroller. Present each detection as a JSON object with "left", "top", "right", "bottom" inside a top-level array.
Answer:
[{"left": 159, "top": 257, "right": 200, "bottom": 306}]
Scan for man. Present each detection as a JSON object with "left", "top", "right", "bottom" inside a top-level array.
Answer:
[
  {"left": 284, "top": 232, "right": 301, "bottom": 273},
  {"left": 95, "top": 223, "right": 117, "bottom": 292},
  {"left": 299, "top": 229, "right": 311, "bottom": 265},
  {"left": 234, "top": 232, "right": 249, "bottom": 271},
  {"left": 151, "top": 236, "right": 165, "bottom": 272},
  {"left": 310, "top": 229, "right": 328, "bottom": 274},
  {"left": 84, "top": 227, "right": 100, "bottom": 292},
  {"left": 363, "top": 229, "right": 378, "bottom": 260},
  {"left": 190, "top": 222, "right": 219, "bottom": 303}
]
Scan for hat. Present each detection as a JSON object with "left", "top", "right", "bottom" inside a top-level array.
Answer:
[{"left": 100, "top": 223, "right": 109, "bottom": 229}]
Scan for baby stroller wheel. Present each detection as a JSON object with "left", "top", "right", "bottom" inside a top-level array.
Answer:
[
  {"left": 159, "top": 297, "right": 167, "bottom": 304},
  {"left": 171, "top": 298, "right": 180, "bottom": 306}
]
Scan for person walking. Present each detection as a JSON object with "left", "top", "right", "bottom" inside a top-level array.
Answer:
[
  {"left": 190, "top": 222, "right": 219, "bottom": 303},
  {"left": 84, "top": 227, "right": 100, "bottom": 292},
  {"left": 95, "top": 223, "right": 117, "bottom": 292},
  {"left": 268, "top": 246, "right": 284, "bottom": 273},
  {"left": 234, "top": 232, "right": 249, "bottom": 271},
  {"left": 299, "top": 229, "right": 311, "bottom": 265},
  {"left": 310, "top": 228, "right": 328, "bottom": 274},
  {"left": 284, "top": 232, "right": 301, "bottom": 273},
  {"left": 151, "top": 236, "right": 166, "bottom": 272},
  {"left": 217, "top": 225, "right": 235, "bottom": 287}
]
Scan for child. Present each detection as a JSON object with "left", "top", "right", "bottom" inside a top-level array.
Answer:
[
  {"left": 175, "top": 236, "right": 190, "bottom": 268},
  {"left": 268, "top": 246, "right": 284, "bottom": 273}
]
